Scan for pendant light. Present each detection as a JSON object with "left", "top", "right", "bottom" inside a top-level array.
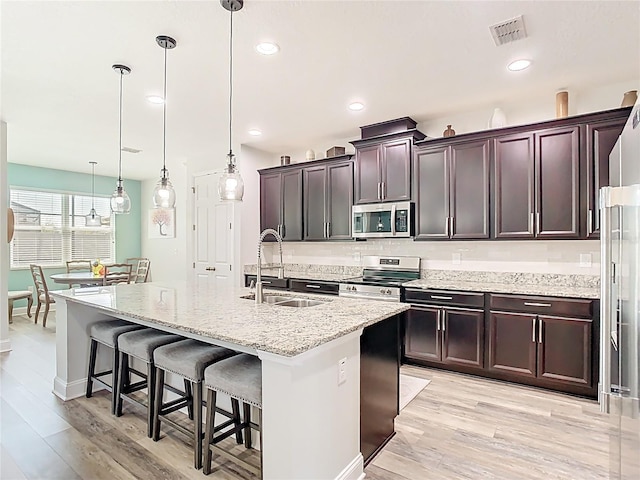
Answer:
[
  {"left": 110, "top": 64, "right": 132, "bottom": 214},
  {"left": 218, "top": 0, "right": 244, "bottom": 201},
  {"left": 86, "top": 161, "right": 102, "bottom": 226},
  {"left": 153, "top": 35, "right": 177, "bottom": 208}
]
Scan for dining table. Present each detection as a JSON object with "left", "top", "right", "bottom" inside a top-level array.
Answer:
[{"left": 50, "top": 272, "right": 105, "bottom": 286}]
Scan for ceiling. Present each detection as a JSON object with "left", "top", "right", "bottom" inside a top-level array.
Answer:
[{"left": 2, "top": 1, "right": 639, "bottom": 180}]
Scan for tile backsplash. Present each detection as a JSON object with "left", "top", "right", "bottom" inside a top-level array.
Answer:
[{"left": 262, "top": 239, "right": 600, "bottom": 276}]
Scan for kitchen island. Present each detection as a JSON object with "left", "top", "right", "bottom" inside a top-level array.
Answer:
[{"left": 50, "top": 280, "right": 409, "bottom": 480}]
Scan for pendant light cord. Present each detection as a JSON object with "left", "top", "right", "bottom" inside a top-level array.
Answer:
[
  {"left": 91, "top": 162, "right": 96, "bottom": 210},
  {"left": 228, "top": 8, "right": 233, "bottom": 159},
  {"left": 118, "top": 71, "right": 123, "bottom": 184},
  {"left": 162, "top": 41, "right": 168, "bottom": 179}
]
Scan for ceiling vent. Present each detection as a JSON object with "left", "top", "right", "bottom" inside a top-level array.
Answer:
[
  {"left": 121, "top": 146, "right": 141, "bottom": 154},
  {"left": 489, "top": 15, "right": 527, "bottom": 46}
]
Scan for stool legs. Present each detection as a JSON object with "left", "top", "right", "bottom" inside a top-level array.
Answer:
[
  {"left": 146, "top": 362, "right": 156, "bottom": 438},
  {"left": 86, "top": 339, "right": 98, "bottom": 398},
  {"left": 203, "top": 388, "right": 216, "bottom": 476},
  {"left": 243, "top": 403, "right": 252, "bottom": 449},
  {"left": 193, "top": 381, "right": 203, "bottom": 470},
  {"left": 152, "top": 367, "right": 164, "bottom": 442}
]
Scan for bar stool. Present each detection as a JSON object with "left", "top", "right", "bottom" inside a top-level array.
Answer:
[
  {"left": 203, "top": 354, "right": 263, "bottom": 478},
  {"left": 86, "top": 319, "right": 145, "bottom": 414},
  {"left": 114, "top": 328, "right": 183, "bottom": 437},
  {"left": 151, "top": 339, "right": 239, "bottom": 469}
]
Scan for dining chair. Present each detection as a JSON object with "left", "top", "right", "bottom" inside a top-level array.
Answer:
[
  {"left": 66, "top": 259, "right": 92, "bottom": 273},
  {"left": 29, "top": 264, "right": 55, "bottom": 327},
  {"left": 103, "top": 263, "right": 133, "bottom": 286},
  {"left": 126, "top": 257, "right": 151, "bottom": 283}
]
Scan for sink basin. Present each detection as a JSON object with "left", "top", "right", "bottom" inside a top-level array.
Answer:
[{"left": 240, "top": 294, "right": 329, "bottom": 308}]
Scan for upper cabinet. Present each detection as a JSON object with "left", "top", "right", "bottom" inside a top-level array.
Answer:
[
  {"left": 584, "top": 114, "right": 628, "bottom": 238},
  {"left": 414, "top": 139, "right": 490, "bottom": 240},
  {"left": 303, "top": 157, "right": 353, "bottom": 240},
  {"left": 494, "top": 125, "right": 580, "bottom": 239},
  {"left": 352, "top": 129, "right": 426, "bottom": 204},
  {"left": 260, "top": 168, "right": 303, "bottom": 241}
]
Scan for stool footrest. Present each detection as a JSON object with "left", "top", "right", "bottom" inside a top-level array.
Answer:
[
  {"left": 122, "top": 380, "right": 147, "bottom": 394},
  {"left": 161, "top": 398, "right": 190, "bottom": 416}
]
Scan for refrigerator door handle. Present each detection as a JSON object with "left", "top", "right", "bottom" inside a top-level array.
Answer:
[{"left": 599, "top": 186, "right": 613, "bottom": 413}]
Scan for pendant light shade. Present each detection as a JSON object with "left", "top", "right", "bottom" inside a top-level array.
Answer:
[
  {"left": 153, "top": 35, "right": 177, "bottom": 208},
  {"left": 86, "top": 161, "right": 102, "bottom": 226},
  {"left": 110, "top": 64, "right": 132, "bottom": 214},
  {"left": 218, "top": 0, "right": 244, "bottom": 202}
]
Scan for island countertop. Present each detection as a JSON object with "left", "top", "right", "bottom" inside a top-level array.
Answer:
[{"left": 50, "top": 281, "right": 409, "bottom": 357}]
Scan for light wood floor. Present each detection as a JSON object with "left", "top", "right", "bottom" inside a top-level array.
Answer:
[{"left": 1, "top": 313, "right": 614, "bottom": 479}]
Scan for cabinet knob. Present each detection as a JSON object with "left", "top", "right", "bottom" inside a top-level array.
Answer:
[{"left": 205, "top": 267, "right": 216, "bottom": 271}]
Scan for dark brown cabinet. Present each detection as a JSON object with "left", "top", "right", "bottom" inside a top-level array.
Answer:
[
  {"left": 414, "top": 139, "right": 490, "bottom": 239},
  {"left": 352, "top": 131, "right": 425, "bottom": 204},
  {"left": 494, "top": 126, "right": 580, "bottom": 239},
  {"left": 488, "top": 294, "right": 594, "bottom": 394},
  {"left": 404, "top": 289, "right": 484, "bottom": 370},
  {"left": 260, "top": 168, "right": 303, "bottom": 241},
  {"left": 585, "top": 116, "right": 627, "bottom": 238},
  {"left": 303, "top": 158, "right": 353, "bottom": 240}
]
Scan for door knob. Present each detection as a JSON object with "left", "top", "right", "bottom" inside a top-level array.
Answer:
[{"left": 205, "top": 267, "right": 216, "bottom": 271}]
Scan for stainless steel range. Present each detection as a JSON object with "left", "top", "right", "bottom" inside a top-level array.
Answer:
[{"left": 339, "top": 255, "right": 421, "bottom": 302}]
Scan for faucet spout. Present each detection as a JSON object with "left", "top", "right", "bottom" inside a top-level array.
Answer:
[{"left": 256, "top": 228, "right": 284, "bottom": 304}]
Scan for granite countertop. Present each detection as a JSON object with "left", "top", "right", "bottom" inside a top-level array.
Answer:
[
  {"left": 403, "top": 279, "right": 600, "bottom": 299},
  {"left": 50, "top": 281, "right": 408, "bottom": 357}
]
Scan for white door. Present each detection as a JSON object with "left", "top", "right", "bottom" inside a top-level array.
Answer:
[{"left": 193, "top": 173, "right": 234, "bottom": 285}]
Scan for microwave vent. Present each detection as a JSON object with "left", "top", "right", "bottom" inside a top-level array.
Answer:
[{"left": 489, "top": 15, "right": 527, "bottom": 46}]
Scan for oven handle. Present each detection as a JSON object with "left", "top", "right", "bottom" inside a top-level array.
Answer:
[{"left": 391, "top": 203, "right": 397, "bottom": 236}]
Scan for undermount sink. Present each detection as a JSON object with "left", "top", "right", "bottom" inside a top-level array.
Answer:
[{"left": 241, "top": 294, "right": 329, "bottom": 308}]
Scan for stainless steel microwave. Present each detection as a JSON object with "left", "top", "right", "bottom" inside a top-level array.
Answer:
[{"left": 352, "top": 201, "right": 414, "bottom": 238}]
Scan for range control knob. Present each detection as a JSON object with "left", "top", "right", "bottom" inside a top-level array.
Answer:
[
  {"left": 380, "top": 288, "right": 386, "bottom": 294},
  {"left": 386, "top": 289, "right": 393, "bottom": 295}
]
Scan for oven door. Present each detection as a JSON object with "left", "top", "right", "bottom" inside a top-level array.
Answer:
[{"left": 352, "top": 202, "right": 412, "bottom": 238}]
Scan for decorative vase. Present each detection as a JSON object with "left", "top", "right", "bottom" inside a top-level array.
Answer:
[
  {"left": 489, "top": 108, "right": 507, "bottom": 128},
  {"left": 556, "top": 91, "right": 569, "bottom": 118},
  {"left": 305, "top": 149, "right": 315, "bottom": 161},
  {"left": 443, "top": 125, "right": 456, "bottom": 137},
  {"left": 621, "top": 90, "right": 638, "bottom": 107},
  {"left": 280, "top": 155, "right": 291, "bottom": 166}
]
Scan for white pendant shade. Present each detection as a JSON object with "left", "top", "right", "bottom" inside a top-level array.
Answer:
[
  {"left": 153, "top": 177, "right": 176, "bottom": 208},
  {"left": 218, "top": 154, "right": 244, "bottom": 201},
  {"left": 110, "top": 184, "right": 131, "bottom": 214}
]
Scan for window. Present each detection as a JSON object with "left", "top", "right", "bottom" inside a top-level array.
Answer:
[{"left": 10, "top": 188, "right": 115, "bottom": 268}]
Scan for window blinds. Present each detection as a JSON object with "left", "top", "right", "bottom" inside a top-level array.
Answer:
[{"left": 10, "top": 188, "right": 116, "bottom": 268}]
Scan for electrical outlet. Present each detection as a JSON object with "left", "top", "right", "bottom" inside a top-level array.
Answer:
[
  {"left": 579, "top": 254, "right": 592, "bottom": 267},
  {"left": 452, "top": 253, "right": 461, "bottom": 265},
  {"left": 338, "top": 357, "right": 347, "bottom": 385}
]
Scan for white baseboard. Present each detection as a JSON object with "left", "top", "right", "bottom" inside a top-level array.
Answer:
[
  {"left": 335, "top": 454, "right": 365, "bottom": 480},
  {"left": 0, "top": 338, "right": 12, "bottom": 353},
  {"left": 12, "top": 305, "right": 56, "bottom": 317},
  {"left": 53, "top": 377, "right": 103, "bottom": 401}
]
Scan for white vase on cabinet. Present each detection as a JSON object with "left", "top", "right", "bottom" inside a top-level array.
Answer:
[{"left": 489, "top": 108, "right": 507, "bottom": 129}]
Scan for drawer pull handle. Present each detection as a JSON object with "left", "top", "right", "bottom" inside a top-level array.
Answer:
[
  {"left": 262, "top": 281, "right": 272, "bottom": 284},
  {"left": 532, "top": 318, "right": 536, "bottom": 342},
  {"left": 524, "top": 302, "right": 552, "bottom": 307},
  {"left": 431, "top": 295, "right": 453, "bottom": 300},
  {"left": 306, "top": 285, "right": 321, "bottom": 289}
]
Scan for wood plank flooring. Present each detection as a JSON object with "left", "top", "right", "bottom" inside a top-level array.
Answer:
[{"left": 1, "top": 313, "right": 614, "bottom": 479}]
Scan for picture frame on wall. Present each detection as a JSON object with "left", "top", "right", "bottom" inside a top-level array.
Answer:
[{"left": 149, "top": 208, "right": 175, "bottom": 239}]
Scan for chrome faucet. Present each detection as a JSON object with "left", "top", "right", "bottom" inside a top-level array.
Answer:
[{"left": 256, "top": 228, "right": 284, "bottom": 304}]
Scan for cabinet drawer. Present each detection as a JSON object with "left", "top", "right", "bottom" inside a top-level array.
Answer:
[
  {"left": 244, "top": 275, "right": 289, "bottom": 290},
  {"left": 405, "top": 289, "right": 485, "bottom": 308},
  {"left": 489, "top": 294, "right": 593, "bottom": 318},
  {"left": 289, "top": 279, "right": 339, "bottom": 295}
]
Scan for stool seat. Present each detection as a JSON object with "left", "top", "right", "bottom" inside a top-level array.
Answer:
[
  {"left": 205, "top": 354, "right": 262, "bottom": 407},
  {"left": 118, "top": 329, "right": 182, "bottom": 362},
  {"left": 154, "top": 339, "right": 235, "bottom": 382},
  {"left": 90, "top": 319, "right": 144, "bottom": 347}
]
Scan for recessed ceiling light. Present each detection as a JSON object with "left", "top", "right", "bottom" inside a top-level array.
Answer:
[
  {"left": 146, "top": 95, "right": 164, "bottom": 104},
  {"left": 348, "top": 102, "right": 365, "bottom": 111},
  {"left": 507, "top": 59, "right": 532, "bottom": 72},
  {"left": 248, "top": 129, "right": 262, "bottom": 136},
  {"left": 255, "top": 42, "right": 279, "bottom": 55}
]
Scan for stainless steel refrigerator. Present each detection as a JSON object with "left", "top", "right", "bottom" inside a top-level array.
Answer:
[{"left": 599, "top": 101, "right": 640, "bottom": 480}]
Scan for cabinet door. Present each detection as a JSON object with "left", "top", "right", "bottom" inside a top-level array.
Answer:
[
  {"left": 537, "top": 315, "right": 592, "bottom": 386},
  {"left": 281, "top": 169, "right": 303, "bottom": 241},
  {"left": 354, "top": 145, "right": 381, "bottom": 204},
  {"left": 585, "top": 119, "right": 626, "bottom": 238},
  {"left": 442, "top": 307, "right": 484, "bottom": 369},
  {"left": 450, "top": 140, "right": 490, "bottom": 239},
  {"left": 414, "top": 147, "right": 449, "bottom": 239},
  {"left": 260, "top": 173, "right": 282, "bottom": 234},
  {"left": 488, "top": 311, "right": 537, "bottom": 378},
  {"left": 494, "top": 134, "right": 535, "bottom": 238},
  {"left": 404, "top": 306, "right": 442, "bottom": 363},
  {"left": 303, "top": 166, "right": 327, "bottom": 240},
  {"left": 326, "top": 161, "right": 353, "bottom": 239},
  {"left": 381, "top": 139, "right": 411, "bottom": 202},
  {"left": 535, "top": 126, "right": 581, "bottom": 238}
]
